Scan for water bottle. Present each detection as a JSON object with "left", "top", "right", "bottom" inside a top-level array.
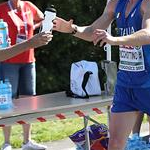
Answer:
[
  {"left": 41, "top": 5, "right": 57, "bottom": 32},
  {"left": 0, "top": 80, "right": 10, "bottom": 109},
  {"left": 0, "top": 19, "right": 9, "bottom": 49},
  {"left": 4, "top": 79, "right": 12, "bottom": 106},
  {"left": 0, "top": 79, "right": 12, "bottom": 110}
]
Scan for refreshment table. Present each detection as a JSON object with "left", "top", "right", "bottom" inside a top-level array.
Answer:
[
  {"left": 0, "top": 91, "right": 113, "bottom": 126},
  {"left": 0, "top": 91, "right": 113, "bottom": 150}
]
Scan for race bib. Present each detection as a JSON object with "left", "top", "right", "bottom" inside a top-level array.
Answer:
[
  {"left": 119, "top": 46, "right": 145, "bottom": 72},
  {"left": 16, "top": 34, "right": 26, "bottom": 43}
]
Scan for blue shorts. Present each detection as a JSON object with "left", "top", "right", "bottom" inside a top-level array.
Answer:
[
  {"left": 0, "top": 62, "right": 36, "bottom": 98},
  {"left": 111, "top": 85, "right": 150, "bottom": 116}
]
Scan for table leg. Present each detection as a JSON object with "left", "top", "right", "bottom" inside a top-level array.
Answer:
[
  {"left": 107, "top": 106, "right": 110, "bottom": 126},
  {"left": 84, "top": 115, "right": 91, "bottom": 150}
]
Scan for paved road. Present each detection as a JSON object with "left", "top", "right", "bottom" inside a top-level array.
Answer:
[
  {"left": 14, "top": 122, "right": 149, "bottom": 150},
  {"left": 14, "top": 138, "right": 76, "bottom": 150}
]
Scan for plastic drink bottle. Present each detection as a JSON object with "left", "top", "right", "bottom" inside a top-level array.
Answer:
[
  {"left": 0, "top": 80, "right": 12, "bottom": 109},
  {"left": 41, "top": 5, "right": 57, "bottom": 32},
  {"left": 4, "top": 79, "right": 12, "bottom": 106},
  {"left": 0, "top": 19, "right": 9, "bottom": 49},
  {"left": 0, "top": 80, "right": 6, "bottom": 109}
]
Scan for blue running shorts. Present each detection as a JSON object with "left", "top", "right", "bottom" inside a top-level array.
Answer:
[{"left": 111, "top": 85, "right": 150, "bottom": 116}]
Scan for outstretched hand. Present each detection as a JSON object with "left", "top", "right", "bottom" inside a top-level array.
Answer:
[
  {"left": 29, "top": 32, "right": 53, "bottom": 48},
  {"left": 53, "top": 17, "right": 74, "bottom": 33}
]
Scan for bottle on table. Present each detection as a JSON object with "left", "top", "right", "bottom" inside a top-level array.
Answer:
[
  {"left": 0, "top": 19, "right": 9, "bottom": 49},
  {"left": 0, "top": 79, "right": 12, "bottom": 110}
]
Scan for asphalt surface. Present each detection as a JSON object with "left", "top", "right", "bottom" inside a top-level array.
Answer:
[{"left": 14, "top": 138, "right": 76, "bottom": 150}]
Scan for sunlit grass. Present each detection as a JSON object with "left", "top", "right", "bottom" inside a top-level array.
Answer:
[
  {"left": 0, "top": 114, "right": 107, "bottom": 148},
  {"left": 0, "top": 113, "right": 147, "bottom": 148}
]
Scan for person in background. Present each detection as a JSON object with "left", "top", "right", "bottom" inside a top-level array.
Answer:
[
  {"left": 0, "top": 0, "right": 47, "bottom": 150},
  {"left": 53, "top": 0, "right": 150, "bottom": 149}
]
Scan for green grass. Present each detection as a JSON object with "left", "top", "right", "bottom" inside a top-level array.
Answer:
[
  {"left": 0, "top": 114, "right": 108, "bottom": 148},
  {"left": 0, "top": 113, "right": 148, "bottom": 149}
]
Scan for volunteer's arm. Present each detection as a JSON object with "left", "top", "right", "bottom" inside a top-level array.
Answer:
[{"left": 0, "top": 32, "right": 52, "bottom": 61}]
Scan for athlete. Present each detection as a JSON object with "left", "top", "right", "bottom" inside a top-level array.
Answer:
[{"left": 53, "top": 0, "right": 150, "bottom": 150}]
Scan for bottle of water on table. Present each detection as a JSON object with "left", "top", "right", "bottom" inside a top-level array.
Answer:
[
  {"left": 4, "top": 79, "right": 12, "bottom": 106},
  {"left": 0, "top": 79, "right": 12, "bottom": 110},
  {"left": 0, "top": 19, "right": 9, "bottom": 49}
]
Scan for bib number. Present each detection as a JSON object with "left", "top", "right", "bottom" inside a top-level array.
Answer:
[{"left": 119, "top": 46, "right": 145, "bottom": 72}]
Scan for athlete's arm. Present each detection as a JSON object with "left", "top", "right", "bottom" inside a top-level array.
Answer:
[
  {"left": 0, "top": 32, "right": 52, "bottom": 61},
  {"left": 93, "top": 0, "right": 150, "bottom": 46},
  {"left": 53, "top": 0, "right": 116, "bottom": 42}
]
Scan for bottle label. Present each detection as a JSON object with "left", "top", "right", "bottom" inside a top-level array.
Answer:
[
  {"left": 0, "top": 95, "right": 8, "bottom": 105},
  {"left": 0, "top": 32, "right": 4, "bottom": 46}
]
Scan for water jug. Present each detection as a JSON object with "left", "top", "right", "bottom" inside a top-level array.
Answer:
[
  {"left": 0, "top": 19, "right": 9, "bottom": 49},
  {"left": 4, "top": 79, "right": 12, "bottom": 106},
  {"left": 0, "top": 80, "right": 12, "bottom": 109}
]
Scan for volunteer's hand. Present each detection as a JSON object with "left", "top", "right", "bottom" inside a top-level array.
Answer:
[{"left": 29, "top": 31, "right": 53, "bottom": 48}]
